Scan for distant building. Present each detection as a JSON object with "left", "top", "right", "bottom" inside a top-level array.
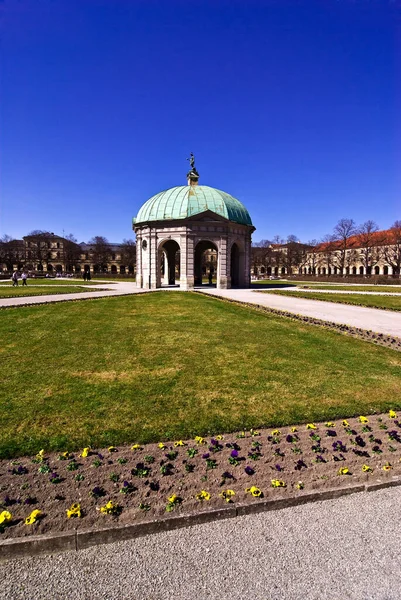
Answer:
[
  {"left": 252, "top": 229, "right": 400, "bottom": 278},
  {"left": 0, "top": 233, "right": 135, "bottom": 275}
]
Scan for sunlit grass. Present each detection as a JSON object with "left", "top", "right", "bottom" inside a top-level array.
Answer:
[
  {"left": 1, "top": 292, "right": 400, "bottom": 458},
  {"left": 264, "top": 290, "right": 401, "bottom": 311},
  {"left": 0, "top": 286, "right": 109, "bottom": 298}
]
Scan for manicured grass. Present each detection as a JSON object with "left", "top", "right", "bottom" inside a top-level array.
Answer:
[
  {"left": 1, "top": 292, "right": 400, "bottom": 458},
  {"left": 0, "top": 279, "right": 104, "bottom": 286},
  {"left": 264, "top": 290, "right": 401, "bottom": 311},
  {"left": 0, "top": 286, "right": 109, "bottom": 298},
  {"left": 300, "top": 284, "right": 401, "bottom": 293}
]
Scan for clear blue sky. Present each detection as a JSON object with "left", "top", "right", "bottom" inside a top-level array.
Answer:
[{"left": 1, "top": 0, "right": 400, "bottom": 244}]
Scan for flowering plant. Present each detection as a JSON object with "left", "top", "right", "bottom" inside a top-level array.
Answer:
[
  {"left": 196, "top": 490, "right": 211, "bottom": 501},
  {"left": 81, "top": 447, "right": 91, "bottom": 458},
  {"left": 219, "top": 489, "right": 235, "bottom": 503},
  {"left": 245, "top": 486, "right": 262, "bottom": 497},
  {"left": 271, "top": 479, "right": 286, "bottom": 487},
  {"left": 166, "top": 494, "right": 181, "bottom": 512},
  {"left": 337, "top": 467, "right": 350, "bottom": 475},
  {"left": 66, "top": 503, "right": 81, "bottom": 518},
  {"left": 100, "top": 501, "right": 120, "bottom": 516},
  {"left": 25, "top": 509, "right": 41, "bottom": 525}
]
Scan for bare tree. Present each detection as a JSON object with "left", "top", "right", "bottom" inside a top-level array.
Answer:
[
  {"left": 383, "top": 221, "right": 401, "bottom": 277},
  {"left": 0, "top": 235, "right": 24, "bottom": 271},
  {"left": 63, "top": 234, "right": 82, "bottom": 272},
  {"left": 332, "top": 219, "right": 357, "bottom": 275},
  {"left": 87, "top": 236, "right": 111, "bottom": 272},
  {"left": 24, "top": 230, "right": 54, "bottom": 270},
  {"left": 120, "top": 239, "right": 136, "bottom": 272},
  {"left": 355, "top": 220, "right": 384, "bottom": 276}
]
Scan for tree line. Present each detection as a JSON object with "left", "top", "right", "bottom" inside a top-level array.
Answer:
[
  {"left": 252, "top": 219, "right": 401, "bottom": 276},
  {"left": 0, "top": 231, "right": 136, "bottom": 272}
]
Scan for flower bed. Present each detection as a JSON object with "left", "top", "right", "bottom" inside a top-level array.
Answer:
[{"left": 1, "top": 412, "right": 401, "bottom": 540}]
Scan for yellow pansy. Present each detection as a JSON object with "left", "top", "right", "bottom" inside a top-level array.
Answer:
[
  {"left": 215, "top": 435, "right": 224, "bottom": 440},
  {"left": 174, "top": 440, "right": 185, "bottom": 447},
  {"left": 196, "top": 490, "right": 211, "bottom": 501},
  {"left": 131, "top": 444, "right": 142, "bottom": 450},
  {"left": 66, "top": 503, "right": 81, "bottom": 519},
  {"left": 245, "top": 486, "right": 262, "bottom": 497},
  {"left": 25, "top": 509, "right": 41, "bottom": 525},
  {"left": 272, "top": 429, "right": 280, "bottom": 436},
  {"left": 168, "top": 494, "right": 178, "bottom": 504},
  {"left": 342, "top": 420, "right": 349, "bottom": 427},
  {"left": 383, "top": 463, "right": 392, "bottom": 471},
  {"left": 389, "top": 410, "right": 397, "bottom": 419},
  {"left": 0, "top": 511, "right": 12, "bottom": 525},
  {"left": 362, "top": 465, "right": 372, "bottom": 472},
  {"left": 81, "top": 447, "right": 90, "bottom": 458},
  {"left": 359, "top": 416, "right": 368, "bottom": 423},
  {"left": 306, "top": 423, "right": 317, "bottom": 430},
  {"left": 36, "top": 449, "right": 45, "bottom": 461},
  {"left": 158, "top": 442, "right": 166, "bottom": 449},
  {"left": 291, "top": 427, "right": 297, "bottom": 433},
  {"left": 325, "top": 422, "right": 335, "bottom": 428},
  {"left": 271, "top": 479, "right": 286, "bottom": 487},
  {"left": 338, "top": 467, "right": 349, "bottom": 475},
  {"left": 219, "top": 489, "right": 235, "bottom": 502},
  {"left": 194, "top": 436, "right": 207, "bottom": 444},
  {"left": 100, "top": 501, "right": 119, "bottom": 515}
]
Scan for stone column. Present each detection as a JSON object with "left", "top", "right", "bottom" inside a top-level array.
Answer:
[
  {"left": 218, "top": 237, "right": 229, "bottom": 289},
  {"left": 181, "top": 233, "right": 194, "bottom": 289},
  {"left": 163, "top": 251, "right": 169, "bottom": 285}
]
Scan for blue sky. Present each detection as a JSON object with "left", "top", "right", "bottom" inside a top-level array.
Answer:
[{"left": 1, "top": 0, "right": 400, "bottom": 244}]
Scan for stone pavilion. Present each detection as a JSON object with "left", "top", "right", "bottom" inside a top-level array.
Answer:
[{"left": 133, "top": 156, "right": 255, "bottom": 289}]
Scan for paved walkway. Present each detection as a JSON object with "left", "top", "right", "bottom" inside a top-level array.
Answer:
[
  {"left": 201, "top": 287, "right": 401, "bottom": 338},
  {"left": 1, "top": 486, "right": 400, "bottom": 599},
  {"left": 0, "top": 281, "right": 146, "bottom": 308},
  {"left": 2, "top": 280, "right": 401, "bottom": 338}
]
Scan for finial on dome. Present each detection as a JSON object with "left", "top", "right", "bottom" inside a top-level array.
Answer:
[{"left": 186, "top": 152, "right": 199, "bottom": 186}]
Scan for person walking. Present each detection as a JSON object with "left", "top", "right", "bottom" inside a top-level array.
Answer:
[
  {"left": 12, "top": 270, "right": 19, "bottom": 287},
  {"left": 21, "top": 271, "right": 28, "bottom": 286}
]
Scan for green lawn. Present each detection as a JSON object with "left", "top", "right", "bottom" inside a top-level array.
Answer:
[
  {"left": 264, "top": 290, "right": 401, "bottom": 311},
  {"left": 0, "top": 279, "right": 104, "bottom": 286},
  {"left": 0, "top": 286, "right": 109, "bottom": 298},
  {"left": 1, "top": 292, "right": 400, "bottom": 458},
  {"left": 299, "top": 284, "right": 401, "bottom": 293}
]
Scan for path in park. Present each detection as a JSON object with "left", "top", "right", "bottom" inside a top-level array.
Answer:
[
  {"left": 2, "top": 280, "right": 401, "bottom": 338},
  {"left": 201, "top": 287, "right": 401, "bottom": 338},
  {"left": 1, "top": 486, "right": 400, "bottom": 600},
  {"left": 0, "top": 280, "right": 147, "bottom": 308}
]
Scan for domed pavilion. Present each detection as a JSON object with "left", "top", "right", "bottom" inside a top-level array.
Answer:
[{"left": 133, "top": 155, "right": 255, "bottom": 289}]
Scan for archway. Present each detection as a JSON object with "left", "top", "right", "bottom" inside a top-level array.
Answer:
[
  {"left": 159, "top": 239, "right": 180, "bottom": 286},
  {"left": 194, "top": 240, "right": 218, "bottom": 286},
  {"left": 374, "top": 266, "right": 380, "bottom": 275},
  {"left": 230, "top": 243, "right": 240, "bottom": 286},
  {"left": 359, "top": 266, "right": 364, "bottom": 275}
]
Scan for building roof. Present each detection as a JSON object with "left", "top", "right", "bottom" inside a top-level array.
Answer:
[
  {"left": 317, "top": 229, "right": 399, "bottom": 252},
  {"left": 133, "top": 185, "right": 253, "bottom": 227}
]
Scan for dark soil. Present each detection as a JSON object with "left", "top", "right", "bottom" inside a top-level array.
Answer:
[{"left": 1, "top": 413, "right": 401, "bottom": 540}]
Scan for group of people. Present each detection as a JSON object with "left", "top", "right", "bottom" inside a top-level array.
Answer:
[
  {"left": 11, "top": 271, "right": 28, "bottom": 286},
  {"left": 82, "top": 271, "right": 92, "bottom": 281}
]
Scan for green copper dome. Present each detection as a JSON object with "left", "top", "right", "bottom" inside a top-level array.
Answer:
[{"left": 134, "top": 185, "right": 253, "bottom": 227}]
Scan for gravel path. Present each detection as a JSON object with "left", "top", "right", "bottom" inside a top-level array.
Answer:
[
  {"left": 0, "top": 281, "right": 147, "bottom": 307},
  {"left": 1, "top": 486, "right": 400, "bottom": 600},
  {"left": 201, "top": 288, "right": 401, "bottom": 338}
]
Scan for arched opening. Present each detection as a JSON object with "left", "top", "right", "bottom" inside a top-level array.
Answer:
[
  {"left": 281, "top": 267, "right": 286, "bottom": 275},
  {"left": 352, "top": 266, "right": 357, "bottom": 275},
  {"left": 267, "top": 266, "right": 272, "bottom": 275},
  {"left": 230, "top": 243, "right": 240, "bottom": 287},
  {"left": 159, "top": 239, "right": 181, "bottom": 286},
  {"left": 55, "top": 264, "right": 62, "bottom": 273},
  {"left": 383, "top": 265, "right": 389, "bottom": 275},
  {"left": 322, "top": 267, "right": 326, "bottom": 275},
  {"left": 194, "top": 240, "right": 217, "bottom": 286},
  {"left": 111, "top": 265, "right": 117, "bottom": 274},
  {"left": 260, "top": 266, "right": 265, "bottom": 274},
  {"left": 374, "top": 266, "right": 380, "bottom": 275},
  {"left": 120, "top": 265, "right": 126, "bottom": 274},
  {"left": 47, "top": 264, "right": 53, "bottom": 273},
  {"left": 274, "top": 267, "right": 279, "bottom": 276},
  {"left": 128, "top": 265, "right": 135, "bottom": 274},
  {"left": 359, "top": 266, "right": 364, "bottom": 275}
]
